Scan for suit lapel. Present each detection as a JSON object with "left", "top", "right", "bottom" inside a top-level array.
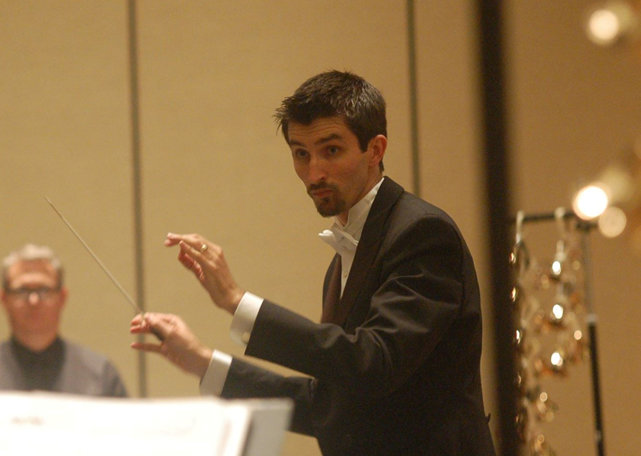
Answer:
[
  {"left": 321, "top": 254, "right": 342, "bottom": 323},
  {"left": 333, "top": 177, "right": 405, "bottom": 326}
]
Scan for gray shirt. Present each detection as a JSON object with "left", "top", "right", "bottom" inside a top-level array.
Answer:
[{"left": 0, "top": 337, "right": 127, "bottom": 397}]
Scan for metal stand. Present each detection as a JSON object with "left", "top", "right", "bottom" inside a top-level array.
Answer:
[
  {"left": 516, "top": 211, "right": 605, "bottom": 456},
  {"left": 579, "top": 224, "right": 606, "bottom": 456}
]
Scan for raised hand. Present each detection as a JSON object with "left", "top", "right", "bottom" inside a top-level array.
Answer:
[
  {"left": 164, "top": 232, "right": 244, "bottom": 315},
  {"left": 130, "top": 312, "right": 212, "bottom": 378}
]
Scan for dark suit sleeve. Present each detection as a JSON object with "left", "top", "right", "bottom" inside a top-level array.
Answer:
[
  {"left": 222, "top": 357, "right": 316, "bottom": 435},
  {"left": 244, "top": 215, "right": 466, "bottom": 399}
]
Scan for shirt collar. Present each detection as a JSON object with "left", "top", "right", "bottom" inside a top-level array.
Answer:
[
  {"left": 319, "top": 177, "right": 384, "bottom": 253},
  {"left": 337, "top": 177, "right": 384, "bottom": 242}
]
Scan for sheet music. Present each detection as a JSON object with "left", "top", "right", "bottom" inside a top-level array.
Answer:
[{"left": 0, "top": 392, "right": 254, "bottom": 456}]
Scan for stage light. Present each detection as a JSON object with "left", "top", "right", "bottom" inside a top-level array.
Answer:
[
  {"left": 572, "top": 142, "right": 641, "bottom": 241},
  {"left": 572, "top": 185, "right": 609, "bottom": 219},
  {"left": 598, "top": 206, "right": 628, "bottom": 237},
  {"left": 585, "top": 1, "right": 640, "bottom": 46}
]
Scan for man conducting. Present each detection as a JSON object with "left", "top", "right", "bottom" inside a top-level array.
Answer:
[
  {"left": 1, "top": 243, "right": 127, "bottom": 397},
  {"left": 131, "top": 70, "right": 495, "bottom": 455}
]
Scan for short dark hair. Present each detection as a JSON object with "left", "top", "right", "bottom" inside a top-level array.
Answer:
[{"left": 275, "top": 71, "right": 387, "bottom": 169}]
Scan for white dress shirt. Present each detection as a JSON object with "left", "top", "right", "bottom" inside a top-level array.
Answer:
[{"left": 200, "top": 178, "right": 384, "bottom": 395}]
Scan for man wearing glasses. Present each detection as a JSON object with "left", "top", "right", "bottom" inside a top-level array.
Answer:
[{"left": 0, "top": 243, "right": 127, "bottom": 396}]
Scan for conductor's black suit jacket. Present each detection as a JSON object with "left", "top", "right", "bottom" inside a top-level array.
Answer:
[{"left": 221, "top": 177, "right": 495, "bottom": 455}]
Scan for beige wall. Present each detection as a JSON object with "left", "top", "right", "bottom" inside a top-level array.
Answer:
[
  {"left": 0, "top": 0, "right": 138, "bottom": 394},
  {"left": 1, "top": 1, "right": 639, "bottom": 455}
]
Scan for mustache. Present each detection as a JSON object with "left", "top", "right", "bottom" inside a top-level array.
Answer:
[{"left": 308, "top": 182, "right": 335, "bottom": 192}]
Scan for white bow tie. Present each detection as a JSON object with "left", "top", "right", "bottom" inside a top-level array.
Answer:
[{"left": 319, "top": 223, "right": 359, "bottom": 254}]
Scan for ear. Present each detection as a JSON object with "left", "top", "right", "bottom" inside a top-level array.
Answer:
[
  {"left": 58, "top": 287, "right": 68, "bottom": 309},
  {"left": 368, "top": 134, "right": 387, "bottom": 168}
]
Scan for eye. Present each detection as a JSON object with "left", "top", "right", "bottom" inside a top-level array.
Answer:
[
  {"left": 326, "top": 146, "right": 340, "bottom": 156},
  {"left": 292, "top": 148, "right": 309, "bottom": 160}
]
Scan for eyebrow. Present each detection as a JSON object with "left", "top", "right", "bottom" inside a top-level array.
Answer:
[{"left": 289, "top": 133, "right": 343, "bottom": 148}]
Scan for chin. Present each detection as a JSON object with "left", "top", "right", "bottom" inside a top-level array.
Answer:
[
  {"left": 315, "top": 207, "right": 335, "bottom": 218},
  {"left": 314, "top": 196, "right": 346, "bottom": 218}
]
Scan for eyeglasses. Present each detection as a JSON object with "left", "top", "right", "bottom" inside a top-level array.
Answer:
[{"left": 5, "top": 287, "right": 61, "bottom": 302}]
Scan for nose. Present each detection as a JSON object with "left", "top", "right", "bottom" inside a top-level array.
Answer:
[
  {"left": 27, "top": 291, "right": 42, "bottom": 305},
  {"left": 307, "top": 155, "right": 327, "bottom": 184}
]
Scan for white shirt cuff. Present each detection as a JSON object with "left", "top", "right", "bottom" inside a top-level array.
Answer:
[
  {"left": 230, "top": 291, "right": 263, "bottom": 346},
  {"left": 199, "top": 350, "right": 232, "bottom": 396}
]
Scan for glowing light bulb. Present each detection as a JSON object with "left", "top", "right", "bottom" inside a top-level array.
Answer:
[
  {"left": 588, "top": 8, "right": 622, "bottom": 44},
  {"left": 585, "top": 1, "right": 639, "bottom": 46},
  {"left": 598, "top": 206, "right": 627, "bottom": 237},
  {"left": 573, "top": 184, "right": 609, "bottom": 219}
]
